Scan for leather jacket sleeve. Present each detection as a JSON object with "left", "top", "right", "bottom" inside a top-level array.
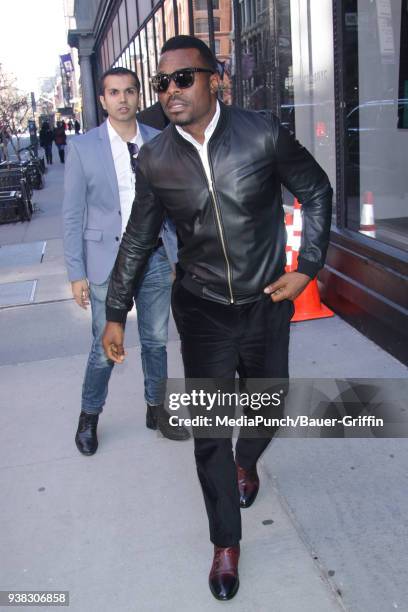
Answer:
[
  {"left": 274, "top": 119, "right": 333, "bottom": 278},
  {"left": 106, "top": 157, "right": 165, "bottom": 323}
]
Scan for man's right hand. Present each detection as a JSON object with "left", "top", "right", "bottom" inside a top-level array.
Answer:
[
  {"left": 71, "top": 279, "right": 89, "bottom": 309},
  {"left": 102, "top": 322, "right": 126, "bottom": 364}
]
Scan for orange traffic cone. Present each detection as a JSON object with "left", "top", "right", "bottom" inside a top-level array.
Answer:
[
  {"left": 284, "top": 199, "right": 334, "bottom": 322},
  {"left": 360, "top": 191, "right": 376, "bottom": 238}
]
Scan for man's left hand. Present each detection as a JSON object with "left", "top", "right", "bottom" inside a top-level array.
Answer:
[{"left": 264, "top": 272, "right": 311, "bottom": 302}]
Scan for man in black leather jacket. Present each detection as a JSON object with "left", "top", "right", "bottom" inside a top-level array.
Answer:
[{"left": 102, "top": 35, "right": 332, "bottom": 601}]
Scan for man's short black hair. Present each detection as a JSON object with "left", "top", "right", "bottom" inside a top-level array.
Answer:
[
  {"left": 100, "top": 67, "right": 141, "bottom": 95},
  {"left": 160, "top": 35, "right": 218, "bottom": 72}
]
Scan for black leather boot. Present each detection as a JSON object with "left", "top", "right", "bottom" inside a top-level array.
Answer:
[
  {"left": 75, "top": 412, "right": 99, "bottom": 455},
  {"left": 147, "top": 404, "right": 190, "bottom": 440},
  {"left": 146, "top": 404, "right": 158, "bottom": 430}
]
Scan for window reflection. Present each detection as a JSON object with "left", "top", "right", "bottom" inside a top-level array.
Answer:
[
  {"left": 140, "top": 28, "right": 152, "bottom": 108},
  {"left": 344, "top": 0, "right": 408, "bottom": 251}
]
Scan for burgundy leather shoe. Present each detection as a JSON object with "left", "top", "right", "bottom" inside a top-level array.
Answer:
[
  {"left": 236, "top": 461, "right": 260, "bottom": 508},
  {"left": 209, "top": 544, "right": 240, "bottom": 600}
]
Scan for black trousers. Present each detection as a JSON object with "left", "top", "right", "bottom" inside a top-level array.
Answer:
[{"left": 172, "top": 279, "right": 293, "bottom": 547}]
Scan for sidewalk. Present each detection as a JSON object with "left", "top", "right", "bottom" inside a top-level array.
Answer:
[{"left": 0, "top": 158, "right": 407, "bottom": 612}]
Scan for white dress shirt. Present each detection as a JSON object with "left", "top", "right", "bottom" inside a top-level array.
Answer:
[
  {"left": 107, "top": 118, "right": 144, "bottom": 235},
  {"left": 175, "top": 101, "right": 220, "bottom": 190}
]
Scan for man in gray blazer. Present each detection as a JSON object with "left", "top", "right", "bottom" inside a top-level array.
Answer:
[{"left": 63, "top": 67, "right": 189, "bottom": 455}]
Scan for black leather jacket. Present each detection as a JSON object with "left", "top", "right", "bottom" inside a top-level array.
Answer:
[{"left": 106, "top": 102, "right": 332, "bottom": 323}]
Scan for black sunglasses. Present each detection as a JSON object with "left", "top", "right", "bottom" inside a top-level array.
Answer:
[{"left": 150, "top": 67, "right": 215, "bottom": 93}]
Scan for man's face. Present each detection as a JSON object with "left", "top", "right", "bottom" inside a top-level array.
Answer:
[
  {"left": 99, "top": 74, "right": 139, "bottom": 122},
  {"left": 157, "top": 48, "right": 219, "bottom": 127}
]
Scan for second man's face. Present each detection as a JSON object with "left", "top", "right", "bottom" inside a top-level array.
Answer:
[
  {"left": 157, "top": 48, "right": 218, "bottom": 128},
  {"left": 100, "top": 74, "right": 139, "bottom": 122}
]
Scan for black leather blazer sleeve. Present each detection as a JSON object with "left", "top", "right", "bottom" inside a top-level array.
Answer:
[
  {"left": 272, "top": 118, "right": 333, "bottom": 278},
  {"left": 106, "top": 157, "right": 164, "bottom": 323}
]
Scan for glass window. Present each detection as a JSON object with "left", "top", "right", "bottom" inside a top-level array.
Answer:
[
  {"left": 155, "top": 9, "right": 165, "bottom": 55},
  {"left": 119, "top": 1, "right": 128, "bottom": 46},
  {"left": 398, "top": 2, "right": 408, "bottom": 128},
  {"left": 129, "top": 40, "right": 137, "bottom": 74},
  {"left": 147, "top": 19, "right": 158, "bottom": 77},
  {"left": 101, "top": 40, "right": 107, "bottom": 71},
  {"left": 277, "top": 0, "right": 295, "bottom": 133},
  {"left": 178, "top": 0, "right": 191, "bottom": 34},
  {"left": 281, "top": 0, "right": 336, "bottom": 208},
  {"left": 133, "top": 35, "right": 145, "bottom": 109},
  {"left": 139, "top": 0, "right": 152, "bottom": 26},
  {"left": 164, "top": 0, "right": 176, "bottom": 39},
  {"left": 214, "top": 1, "right": 233, "bottom": 103},
  {"left": 195, "top": 18, "right": 207, "bottom": 33},
  {"left": 342, "top": 0, "right": 408, "bottom": 251},
  {"left": 126, "top": 0, "right": 138, "bottom": 38},
  {"left": 107, "top": 27, "right": 114, "bottom": 66},
  {"left": 139, "top": 28, "right": 152, "bottom": 108},
  {"left": 195, "top": 17, "right": 220, "bottom": 32},
  {"left": 112, "top": 14, "right": 121, "bottom": 59},
  {"left": 195, "top": 0, "right": 219, "bottom": 10}
]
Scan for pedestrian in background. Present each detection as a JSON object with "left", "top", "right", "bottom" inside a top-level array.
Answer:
[
  {"left": 39, "top": 122, "right": 53, "bottom": 165},
  {"left": 62, "top": 67, "right": 189, "bottom": 458},
  {"left": 54, "top": 121, "right": 67, "bottom": 163},
  {"left": 67, "top": 120, "right": 73, "bottom": 133},
  {"left": 74, "top": 119, "right": 81, "bottom": 134}
]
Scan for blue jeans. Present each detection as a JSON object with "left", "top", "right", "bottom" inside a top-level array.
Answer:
[{"left": 81, "top": 246, "right": 173, "bottom": 414}]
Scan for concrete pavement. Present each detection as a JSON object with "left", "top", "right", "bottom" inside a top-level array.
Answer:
[{"left": 0, "top": 153, "right": 407, "bottom": 612}]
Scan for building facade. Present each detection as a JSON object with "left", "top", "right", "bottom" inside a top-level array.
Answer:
[{"left": 67, "top": 0, "right": 408, "bottom": 364}]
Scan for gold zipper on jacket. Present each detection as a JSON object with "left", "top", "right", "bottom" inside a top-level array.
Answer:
[
  {"left": 207, "top": 183, "right": 234, "bottom": 304},
  {"left": 189, "top": 140, "right": 235, "bottom": 304},
  {"left": 204, "top": 144, "right": 235, "bottom": 305}
]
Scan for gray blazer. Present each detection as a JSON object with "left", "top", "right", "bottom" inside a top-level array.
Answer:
[{"left": 62, "top": 120, "right": 177, "bottom": 284}]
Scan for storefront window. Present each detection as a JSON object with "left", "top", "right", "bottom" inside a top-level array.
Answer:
[
  {"left": 107, "top": 28, "right": 114, "bottom": 66},
  {"left": 139, "top": 0, "right": 153, "bottom": 27},
  {"left": 133, "top": 35, "right": 145, "bottom": 108},
  {"left": 147, "top": 19, "right": 158, "bottom": 103},
  {"left": 118, "top": 1, "right": 128, "bottom": 44},
  {"left": 126, "top": 0, "right": 138, "bottom": 38},
  {"left": 101, "top": 40, "right": 108, "bottom": 72},
  {"left": 178, "top": 0, "right": 191, "bottom": 34},
  {"left": 240, "top": 0, "right": 275, "bottom": 111},
  {"left": 164, "top": 0, "right": 176, "bottom": 39},
  {"left": 129, "top": 39, "right": 138, "bottom": 75},
  {"left": 155, "top": 9, "right": 165, "bottom": 53},
  {"left": 288, "top": 0, "right": 336, "bottom": 208},
  {"left": 112, "top": 15, "right": 121, "bottom": 60},
  {"left": 343, "top": 0, "right": 408, "bottom": 251},
  {"left": 140, "top": 28, "right": 152, "bottom": 108}
]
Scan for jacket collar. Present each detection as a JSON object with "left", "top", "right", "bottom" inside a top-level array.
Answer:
[{"left": 170, "top": 100, "right": 230, "bottom": 149}]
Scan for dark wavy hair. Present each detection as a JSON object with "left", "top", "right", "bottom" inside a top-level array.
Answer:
[{"left": 100, "top": 67, "right": 140, "bottom": 95}]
